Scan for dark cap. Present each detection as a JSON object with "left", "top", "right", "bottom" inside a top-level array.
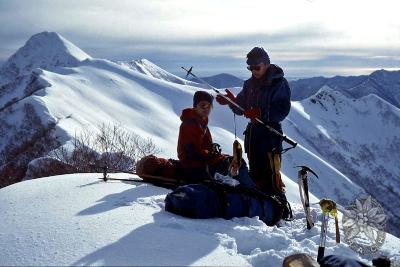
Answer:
[
  {"left": 246, "top": 47, "right": 270, "bottom": 65},
  {"left": 193, "top": 91, "right": 214, "bottom": 107}
]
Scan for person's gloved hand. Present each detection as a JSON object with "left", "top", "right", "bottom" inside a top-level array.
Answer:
[
  {"left": 216, "top": 89, "right": 236, "bottom": 105},
  {"left": 244, "top": 107, "right": 261, "bottom": 121},
  {"left": 210, "top": 143, "right": 222, "bottom": 156}
]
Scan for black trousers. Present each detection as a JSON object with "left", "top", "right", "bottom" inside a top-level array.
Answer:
[{"left": 244, "top": 122, "right": 285, "bottom": 196}]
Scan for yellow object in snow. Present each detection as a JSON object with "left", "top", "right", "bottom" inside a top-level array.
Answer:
[
  {"left": 319, "top": 199, "right": 338, "bottom": 217},
  {"left": 319, "top": 198, "right": 340, "bottom": 244}
]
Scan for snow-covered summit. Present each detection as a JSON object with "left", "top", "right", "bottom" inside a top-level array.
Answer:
[
  {"left": 117, "top": 58, "right": 203, "bottom": 88},
  {"left": 0, "top": 31, "right": 91, "bottom": 83}
]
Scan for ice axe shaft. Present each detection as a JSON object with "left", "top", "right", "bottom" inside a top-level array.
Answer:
[
  {"left": 181, "top": 66, "right": 297, "bottom": 149},
  {"left": 318, "top": 213, "right": 329, "bottom": 262}
]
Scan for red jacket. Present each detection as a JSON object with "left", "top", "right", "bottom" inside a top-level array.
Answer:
[{"left": 177, "top": 108, "right": 224, "bottom": 169}]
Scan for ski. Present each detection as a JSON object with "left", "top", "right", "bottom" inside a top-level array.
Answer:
[
  {"left": 296, "top": 165, "right": 318, "bottom": 229},
  {"left": 94, "top": 165, "right": 180, "bottom": 187},
  {"left": 98, "top": 176, "right": 178, "bottom": 188}
]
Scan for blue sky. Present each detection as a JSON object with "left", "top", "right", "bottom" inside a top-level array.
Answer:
[{"left": 0, "top": 0, "right": 399, "bottom": 78}]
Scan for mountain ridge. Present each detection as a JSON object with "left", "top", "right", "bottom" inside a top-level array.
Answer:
[{"left": 290, "top": 69, "right": 400, "bottom": 108}]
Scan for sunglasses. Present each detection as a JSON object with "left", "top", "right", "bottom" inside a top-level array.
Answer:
[{"left": 247, "top": 65, "right": 262, "bottom": 71}]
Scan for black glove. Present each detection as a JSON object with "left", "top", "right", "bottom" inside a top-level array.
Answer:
[{"left": 210, "top": 143, "right": 222, "bottom": 156}]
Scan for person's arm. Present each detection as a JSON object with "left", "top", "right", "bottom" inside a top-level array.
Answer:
[
  {"left": 269, "top": 78, "right": 291, "bottom": 122},
  {"left": 228, "top": 81, "right": 248, "bottom": 115}
]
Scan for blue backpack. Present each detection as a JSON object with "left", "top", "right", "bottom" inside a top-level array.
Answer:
[{"left": 164, "top": 182, "right": 292, "bottom": 226}]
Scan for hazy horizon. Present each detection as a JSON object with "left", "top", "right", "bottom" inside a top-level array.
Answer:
[{"left": 1, "top": 0, "right": 399, "bottom": 78}]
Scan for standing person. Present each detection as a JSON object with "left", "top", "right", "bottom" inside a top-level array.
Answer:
[{"left": 216, "top": 47, "right": 291, "bottom": 196}]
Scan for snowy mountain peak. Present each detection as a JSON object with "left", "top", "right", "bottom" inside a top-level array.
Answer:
[
  {"left": 305, "top": 86, "right": 371, "bottom": 116},
  {"left": 116, "top": 58, "right": 203, "bottom": 87},
  {"left": 309, "top": 85, "right": 347, "bottom": 104},
  {"left": 137, "top": 58, "right": 155, "bottom": 66},
  {"left": 0, "top": 31, "right": 91, "bottom": 81}
]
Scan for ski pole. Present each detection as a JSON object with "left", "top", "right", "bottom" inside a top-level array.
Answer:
[{"left": 181, "top": 66, "right": 297, "bottom": 150}]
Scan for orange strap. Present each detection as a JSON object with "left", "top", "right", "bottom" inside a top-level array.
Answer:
[{"left": 267, "top": 152, "right": 285, "bottom": 193}]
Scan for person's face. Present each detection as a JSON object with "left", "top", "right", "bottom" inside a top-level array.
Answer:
[
  {"left": 247, "top": 62, "right": 269, "bottom": 79},
  {"left": 194, "top": 101, "right": 212, "bottom": 119}
]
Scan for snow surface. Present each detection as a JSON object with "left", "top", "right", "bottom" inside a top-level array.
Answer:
[{"left": 1, "top": 173, "right": 399, "bottom": 266}]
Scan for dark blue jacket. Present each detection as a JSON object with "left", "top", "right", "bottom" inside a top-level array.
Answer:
[{"left": 230, "top": 64, "right": 291, "bottom": 123}]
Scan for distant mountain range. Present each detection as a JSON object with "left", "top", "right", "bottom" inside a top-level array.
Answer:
[
  {"left": 290, "top": 70, "right": 400, "bottom": 108},
  {"left": 184, "top": 70, "right": 400, "bottom": 109},
  {"left": 190, "top": 73, "right": 244, "bottom": 88}
]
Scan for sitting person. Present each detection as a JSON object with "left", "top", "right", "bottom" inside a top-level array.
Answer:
[
  {"left": 137, "top": 90, "right": 253, "bottom": 186},
  {"left": 177, "top": 91, "right": 227, "bottom": 181},
  {"left": 177, "top": 91, "right": 258, "bottom": 189}
]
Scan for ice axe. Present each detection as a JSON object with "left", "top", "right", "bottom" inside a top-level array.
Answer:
[
  {"left": 296, "top": 165, "right": 318, "bottom": 229},
  {"left": 317, "top": 199, "right": 340, "bottom": 262},
  {"left": 181, "top": 66, "right": 297, "bottom": 152}
]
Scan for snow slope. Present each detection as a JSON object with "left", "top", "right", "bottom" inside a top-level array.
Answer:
[
  {"left": 116, "top": 58, "right": 204, "bottom": 88},
  {"left": 1, "top": 173, "right": 399, "bottom": 266}
]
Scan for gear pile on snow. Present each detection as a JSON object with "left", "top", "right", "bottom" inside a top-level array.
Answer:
[
  {"left": 165, "top": 181, "right": 290, "bottom": 226},
  {"left": 133, "top": 153, "right": 293, "bottom": 226}
]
